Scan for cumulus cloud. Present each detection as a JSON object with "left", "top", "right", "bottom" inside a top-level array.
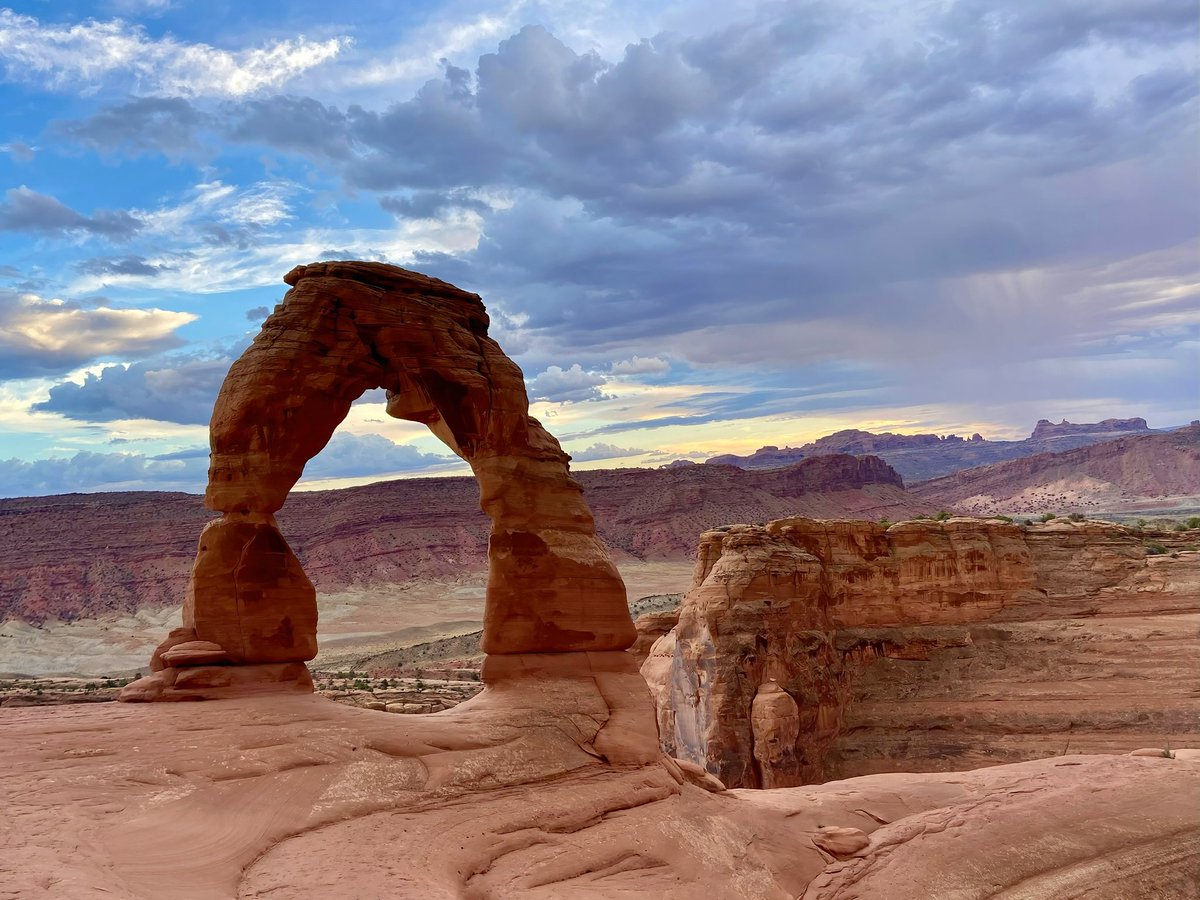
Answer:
[
  {"left": 0, "top": 9, "right": 347, "bottom": 97},
  {"left": 0, "top": 187, "right": 143, "bottom": 239},
  {"left": 303, "top": 432, "right": 456, "bottom": 479},
  {"left": 0, "top": 430, "right": 460, "bottom": 497},
  {"left": 0, "top": 291, "right": 195, "bottom": 378},
  {"left": 527, "top": 363, "right": 609, "bottom": 403},
  {"left": 33, "top": 356, "right": 231, "bottom": 424},
  {"left": 566, "top": 441, "right": 650, "bottom": 462},
  {"left": 0, "top": 449, "right": 208, "bottom": 497},
  {"left": 610, "top": 356, "right": 669, "bottom": 375}
]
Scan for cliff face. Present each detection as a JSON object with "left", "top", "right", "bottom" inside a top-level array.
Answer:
[
  {"left": 0, "top": 455, "right": 927, "bottom": 624},
  {"left": 705, "top": 418, "right": 1162, "bottom": 482},
  {"left": 641, "top": 517, "right": 1200, "bottom": 788},
  {"left": 913, "top": 423, "right": 1200, "bottom": 514},
  {"left": 1030, "top": 417, "right": 1149, "bottom": 440}
]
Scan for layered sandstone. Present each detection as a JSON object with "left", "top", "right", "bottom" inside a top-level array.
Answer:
[
  {"left": 0, "top": 455, "right": 927, "bottom": 629},
  {"left": 706, "top": 417, "right": 1165, "bottom": 482},
  {"left": 642, "top": 516, "right": 1200, "bottom": 788},
  {"left": 2, "top": 695, "right": 1196, "bottom": 898},
  {"left": 914, "top": 423, "right": 1200, "bottom": 514},
  {"left": 122, "top": 261, "right": 639, "bottom": 701},
  {"left": 1030, "top": 416, "right": 1149, "bottom": 440}
]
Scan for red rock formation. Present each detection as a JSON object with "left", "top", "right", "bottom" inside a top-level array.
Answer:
[
  {"left": 0, "top": 455, "right": 929, "bottom": 627},
  {"left": 2, "top": 695, "right": 1197, "bottom": 898},
  {"left": 122, "top": 262, "right": 638, "bottom": 701},
  {"left": 642, "top": 516, "right": 1200, "bottom": 788},
  {"left": 1030, "top": 416, "right": 1149, "bottom": 440},
  {"left": 914, "top": 423, "right": 1200, "bottom": 514}
]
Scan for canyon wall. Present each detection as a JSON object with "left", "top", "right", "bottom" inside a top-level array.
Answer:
[
  {"left": 0, "top": 454, "right": 925, "bottom": 626},
  {"left": 641, "top": 516, "right": 1200, "bottom": 788}
]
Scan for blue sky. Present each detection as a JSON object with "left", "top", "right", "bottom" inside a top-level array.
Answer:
[{"left": 0, "top": 0, "right": 1196, "bottom": 496}]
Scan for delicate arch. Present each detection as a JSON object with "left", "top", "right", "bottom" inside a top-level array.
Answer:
[{"left": 124, "top": 262, "right": 635, "bottom": 700}]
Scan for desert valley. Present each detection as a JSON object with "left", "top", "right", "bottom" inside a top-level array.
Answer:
[{"left": 1, "top": 262, "right": 1197, "bottom": 899}]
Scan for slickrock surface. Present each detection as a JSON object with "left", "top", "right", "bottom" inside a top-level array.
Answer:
[
  {"left": 913, "top": 423, "right": 1200, "bottom": 514},
  {"left": 2, "top": 694, "right": 1196, "bottom": 899},
  {"left": 642, "top": 516, "right": 1200, "bottom": 788}
]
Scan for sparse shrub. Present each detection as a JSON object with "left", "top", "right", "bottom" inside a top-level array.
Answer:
[
  {"left": 993, "top": 515, "right": 1013, "bottom": 524},
  {"left": 1185, "top": 517, "right": 1200, "bottom": 530},
  {"left": 379, "top": 678, "right": 390, "bottom": 690},
  {"left": 1136, "top": 519, "right": 1148, "bottom": 529},
  {"left": 935, "top": 510, "right": 951, "bottom": 521},
  {"left": 1176, "top": 523, "right": 1188, "bottom": 532},
  {"left": 878, "top": 518, "right": 891, "bottom": 528},
  {"left": 1023, "top": 519, "right": 1033, "bottom": 526},
  {"left": 1039, "top": 512, "right": 1056, "bottom": 523},
  {"left": 1145, "top": 542, "right": 1168, "bottom": 556},
  {"left": 1067, "top": 512, "right": 1085, "bottom": 522}
]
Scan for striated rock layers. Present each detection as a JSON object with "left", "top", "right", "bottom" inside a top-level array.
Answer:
[
  {"left": 913, "top": 422, "right": 1200, "bottom": 514},
  {"left": 121, "top": 262, "right": 638, "bottom": 704},
  {"left": 0, "top": 454, "right": 927, "bottom": 628},
  {"left": 642, "top": 516, "right": 1200, "bottom": 788}
]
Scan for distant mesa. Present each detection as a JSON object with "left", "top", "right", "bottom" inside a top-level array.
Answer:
[
  {"left": 1030, "top": 416, "right": 1149, "bottom": 440},
  {"left": 705, "top": 416, "right": 1160, "bottom": 482},
  {"left": 913, "top": 422, "right": 1200, "bottom": 515}
]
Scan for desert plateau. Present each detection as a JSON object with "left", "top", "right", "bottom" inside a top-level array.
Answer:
[
  {"left": 2, "top": 261, "right": 1198, "bottom": 900},
  {"left": 2, "top": 3, "right": 1198, "bottom": 897}
]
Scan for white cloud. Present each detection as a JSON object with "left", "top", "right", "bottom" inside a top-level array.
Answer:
[
  {"left": 0, "top": 9, "right": 347, "bottom": 97},
  {"left": 566, "top": 441, "right": 651, "bottom": 461},
  {"left": 527, "top": 363, "right": 610, "bottom": 403},
  {"left": 0, "top": 291, "right": 195, "bottom": 378},
  {"left": 610, "top": 355, "right": 669, "bottom": 375}
]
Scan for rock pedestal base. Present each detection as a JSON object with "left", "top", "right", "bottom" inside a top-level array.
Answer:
[{"left": 119, "top": 662, "right": 314, "bottom": 702}]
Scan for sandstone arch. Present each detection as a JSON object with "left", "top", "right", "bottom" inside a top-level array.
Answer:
[{"left": 122, "top": 261, "right": 636, "bottom": 701}]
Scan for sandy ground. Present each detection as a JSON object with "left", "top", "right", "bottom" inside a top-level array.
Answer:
[{"left": 0, "top": 560, "right": 695, "bottom": 678}]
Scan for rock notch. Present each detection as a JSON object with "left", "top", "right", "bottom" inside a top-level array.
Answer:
[{"left": 121, "top": 261, "right": 636, "bottom": 702}]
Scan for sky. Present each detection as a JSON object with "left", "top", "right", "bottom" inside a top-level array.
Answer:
[{"left": 0, "top": 0, "right": 1195, "bottom": 497}]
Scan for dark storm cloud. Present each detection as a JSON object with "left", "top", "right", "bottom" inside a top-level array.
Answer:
[
  {"left": 0, "top": 187, "right": 143, "bottom": 239},
  {"left": 34, "top": 356, "right": 232, "bottom": 424}
]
